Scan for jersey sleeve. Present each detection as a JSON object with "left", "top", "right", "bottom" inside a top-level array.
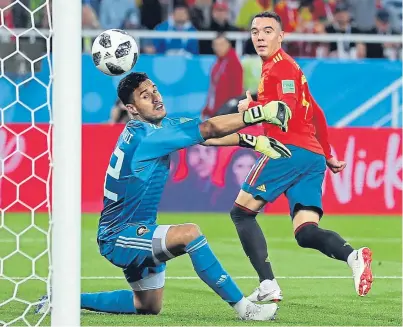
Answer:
[
  {"left": 135, "top": 118, "right": 205, "bottom": 162},
  {"left": 311, "top": 97, "right": 332, "bottom": 159}
]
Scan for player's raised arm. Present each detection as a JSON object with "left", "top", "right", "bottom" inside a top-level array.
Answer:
[
  {"left": 135, "top": 108, "right": 291, "bottom": 161},
  {"left": 203, "top": 133, "right": 291, "bottom": 159},
  {"left": 116, "top": 72, "right": 291, "bottom": 162}
]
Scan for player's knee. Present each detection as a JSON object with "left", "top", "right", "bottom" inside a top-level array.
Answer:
[
  {"left": 182, "top": 223, "right": 202, "bottom": 244},
  {"left": 138, "top": 303, "right": 162, "bottom": 315},
  {"left": 146, "top": 303, "right": 162, "bottom": 315},
  {"left": 230, "top": 205, "right": 256, "bottom": 225},
  {"left": 294, "top": 223, "right": 318, "bottom": 248}
]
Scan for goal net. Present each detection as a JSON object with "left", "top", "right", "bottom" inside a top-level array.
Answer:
[{"left": 0, "top": 1, "right": 81, "bottom": 326}]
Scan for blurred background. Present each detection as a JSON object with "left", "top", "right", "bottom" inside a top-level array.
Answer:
[{"left": 0, "top": 0, "right": 401, "bottom": 215}]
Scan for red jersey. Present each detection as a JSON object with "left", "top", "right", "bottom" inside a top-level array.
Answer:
[{"left": 248, "top": 48, "right": 332, "bottom": 159}]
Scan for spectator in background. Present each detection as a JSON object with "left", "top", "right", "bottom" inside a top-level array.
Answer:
[
  {"left": 202, "top": 33, "right": 243, "bottom": 118},
  {"left": 364, "top": 9, "right": 400, "bottom": 59},
  {"left": 236, "top": 0, "right": 274, "bottom": 30},
  {"left": 293, "top": 0, "right": 328, "bottom": 57},
  {"left": 311, "top": 0, "right": 336, "bottom": 23},
  {"left": 345, "top": 0, "right": 377, "bottom": 33},
  {"left": 189, "top": 0, "right": 213, "bottom": 30},
  {"left": 382, "top": 0, "right": 402, "bottom": 34},
  {"left": 99, "top": 0, "right": 140, "bottom": 29},
  {"left": 151, "top": 2, "right": 199, "bottom": 55},
  {"left": 82, "top": 0, "right": 101, "bottom": 16},
  {"left": 30, "top": 0, "right": 49, "bottom": 28},
  {"left": 210, "top": 2, "right": 239, "bottom": 32},
  {"left": 274, "top": 0, "right": 299, "bottom": 33},
  {"left": 82, "top": 3, "right": 100, "bottom": 52},
  {"left": 273, "top": 0, "right": 300, "bottom": 56},
  {"left": 199, "top": 1, "right": 240, "bottom": 54},
  {"left": 324, "top": 2, "right": 364, "bottom": 58},
  {"left": 0, "top": 0, "right": 31, "bottom": 28},
  {"left": 226, "top": 0, "right": 247, "bottom": 24},
  {"left": 139, "top": 0, "right": 163, "bottom": 30}
]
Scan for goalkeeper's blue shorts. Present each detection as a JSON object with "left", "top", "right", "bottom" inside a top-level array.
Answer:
[
  {"left": 99, "top": 224, "right": 171, "bottom": 285},
  {"left": 241, "top": 145, "right": 326, "bottom": 218}
]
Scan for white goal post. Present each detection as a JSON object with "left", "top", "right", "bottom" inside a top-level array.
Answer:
[{"left": 51, "top": 0, "right": 82, "bottom": 326}]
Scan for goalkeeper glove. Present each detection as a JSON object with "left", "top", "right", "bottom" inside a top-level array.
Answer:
[
  {"left": 238, "top": 133, "right": 292, "bottom": 159},
  {"left": 243, "top": 101, "right": 292, "bottom": 132}
]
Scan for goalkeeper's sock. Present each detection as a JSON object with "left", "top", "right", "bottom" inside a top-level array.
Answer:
[
  {"left": 185, "top": 235, "right": 243, "bottom": 306},
  {"left": 294, "top": 222, "right": 354, "bottom": 262},
  {"left": 230, "top": 204, "right": 275, "bottom": 282},
  {"left": 81, "top": 290, "right": 136, "bottom": 314}
]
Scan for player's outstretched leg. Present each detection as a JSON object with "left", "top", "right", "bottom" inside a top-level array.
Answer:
[
  {"left": 79, "top": 285, "right": 163, "bottom": 315},
  {"left": 36, "top": 291, "right": 137, "bottom": 315},
  {"left": 293, "top": 209, "right": 373, "bottom": 297},
  {"left": 230, "top": 195, "right": 282, "bottom": 303},
  {"left": 36, "top": 285, "right": 164, "bottom": 315},
  {"left": 166, "top": 223, "right": 278, "bottom": 321},
  {"left": 80, "top": 290, "right": 137, "bottom": 314}
]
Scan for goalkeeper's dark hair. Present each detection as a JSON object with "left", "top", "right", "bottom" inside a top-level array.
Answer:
[
  {"left": 253, "top": 11, "right": 283, "bottom": 30},
  {"left": 117, "top": 72, "right": 149, "bottom": 105}
]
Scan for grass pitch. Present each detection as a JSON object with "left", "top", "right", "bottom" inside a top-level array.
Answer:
[{"left": 0, "top": 213, "right": 401, "bottom": 326}]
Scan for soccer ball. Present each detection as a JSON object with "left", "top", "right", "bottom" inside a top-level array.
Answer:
[{"left": 92, "top": 29, "right": 139, "bottom": 76}]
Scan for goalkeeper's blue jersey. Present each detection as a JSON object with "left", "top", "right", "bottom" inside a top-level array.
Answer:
[{"left": 97, "top": 117, "right": 204, "bottom": 243}]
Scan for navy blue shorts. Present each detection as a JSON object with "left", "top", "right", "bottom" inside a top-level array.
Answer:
[
  {"left": 99, "top": 224, "right": 172, "bottom": 284},
  {"left": 242, "top": 145, "right": 326, "bottom": 217}
]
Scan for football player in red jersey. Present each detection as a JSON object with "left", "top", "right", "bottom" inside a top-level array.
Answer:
[{"left": 231, "top": 11, "right": 373, "bottom": 302}]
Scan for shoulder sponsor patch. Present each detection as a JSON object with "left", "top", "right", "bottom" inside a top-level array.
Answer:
[{"left": 281, "top": 80, "right": 295, "bottom": 94}]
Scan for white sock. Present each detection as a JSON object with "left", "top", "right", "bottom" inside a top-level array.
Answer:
[
  {"left": 233, "top": 297, "right": 250, "bottom": 316},
  {"left": 347, "top": 250, "right": 358, "bottom": 268}
]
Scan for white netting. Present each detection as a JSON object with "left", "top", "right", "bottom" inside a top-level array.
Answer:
[{"left": 0, "top": 0, "right": 52, "bottom": 325}]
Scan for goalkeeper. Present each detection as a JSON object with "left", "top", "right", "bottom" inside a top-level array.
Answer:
[
  {"left": 231, "top": 11, "right": 373, "bottom": 303},
  {"left": 37, "top": 72, "right": 291, "bottom": 319}
]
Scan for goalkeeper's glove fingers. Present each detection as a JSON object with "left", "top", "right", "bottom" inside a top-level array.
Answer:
[
  {"left": 238, "top": 134, "right": 292, "bottom": 159},
  {"left": 243, "top": 101, "right": 292, "bottom": 132}
]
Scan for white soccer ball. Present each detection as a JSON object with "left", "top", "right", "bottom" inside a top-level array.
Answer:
[{"left": 92, "top": 29, "right": 139, "bottom": 76}]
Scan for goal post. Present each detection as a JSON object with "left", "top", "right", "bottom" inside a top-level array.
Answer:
[{"left": 51, "top": 0, "right": 82, "bottom": 326}]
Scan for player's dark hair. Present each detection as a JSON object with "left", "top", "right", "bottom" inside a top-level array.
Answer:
[
  {"left": 253, "top": 11, "right": 283, "bottom": 30},
  {"left": 117, "top": 72, "right": 149, "bottom": 105},
  {"left": 173, "top": 0, "right": 188, "bottom": 10}
]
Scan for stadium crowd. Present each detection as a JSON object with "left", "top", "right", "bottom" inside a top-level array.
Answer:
[{"left": 0, "top": 0, "right": 401, "bottom": 58}]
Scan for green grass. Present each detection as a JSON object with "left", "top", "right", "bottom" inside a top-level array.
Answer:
[{"left": 0, "top": 213, "right": 401, "bottom": 326}]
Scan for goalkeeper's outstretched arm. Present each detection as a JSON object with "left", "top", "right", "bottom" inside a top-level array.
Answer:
[
  {"left": 136, "top": 108, "right": 292, "bottom": 162},
  {"left": 203, "top": 133, "right": 291, "bottom": 159}
]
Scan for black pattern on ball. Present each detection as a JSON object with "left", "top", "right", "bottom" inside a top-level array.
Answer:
[
  {"left": 106, "top": 62, "right": 125, "bottom": 75},
  {"left": 99, "top": 33, "right": 112, "bottom": 48},
  {"left": 92, "top": 52, "right": 101, "bottom": 66},
  {"left": 132, "top": 53, "right": 138, "bottom": 66},
  {"left": 115, "top": 41, "right": 132, "bottom": 59}
]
